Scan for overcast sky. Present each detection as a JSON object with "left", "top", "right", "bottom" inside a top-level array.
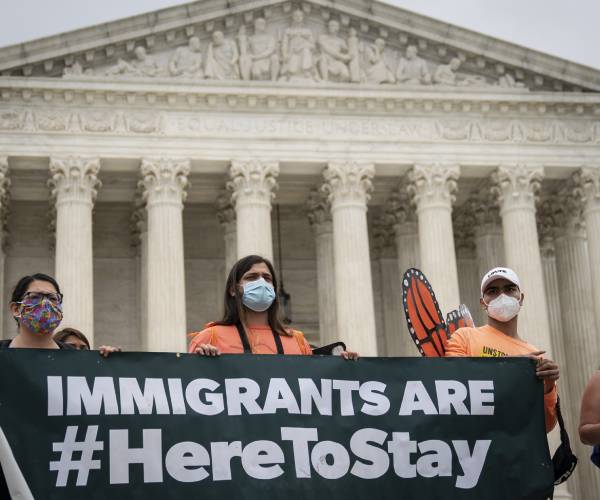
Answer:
[{"left": 0, "top": 0, "right": 598, "bottom": 69}]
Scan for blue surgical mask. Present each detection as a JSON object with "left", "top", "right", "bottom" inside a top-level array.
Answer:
[{"left": 242, "top": 278, "right": 276, "bottom": 312}]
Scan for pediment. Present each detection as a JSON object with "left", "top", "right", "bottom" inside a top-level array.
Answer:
[{"left": 0, "top": 0, "right": 599, "bottom": 93}]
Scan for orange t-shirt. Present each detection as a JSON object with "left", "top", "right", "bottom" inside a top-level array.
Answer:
[
  {"left": 446, "top": 324, "right": 557, "bottom": 432},
  {"left": 188, "top": 323, "right": 313, "bottom": 356}
]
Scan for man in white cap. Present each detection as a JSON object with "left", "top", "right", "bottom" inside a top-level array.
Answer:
[{"left": 446, "top": 266, "right": 560, "bottom": 432}]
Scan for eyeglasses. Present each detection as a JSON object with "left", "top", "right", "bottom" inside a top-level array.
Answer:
[{"left": 19, "top": 292, "right": 63, "bottom": 306}]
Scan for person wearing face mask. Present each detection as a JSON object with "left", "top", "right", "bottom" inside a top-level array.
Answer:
[
  {"left": 189, "top": 255, "right": 358, "bottom": 359},
  {"left": 2, "top": 273, "right": 119, "bottom": 356},
  {"left": 0, "top": 273, "right": 120, "bottom": 498},
  {"left": 445, "top": 267, "right": 559, "bottom": 432}
]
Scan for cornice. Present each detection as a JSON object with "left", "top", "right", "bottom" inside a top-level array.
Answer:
[{"left": 1, "top": 77, "right": 600, "bottom": 117}]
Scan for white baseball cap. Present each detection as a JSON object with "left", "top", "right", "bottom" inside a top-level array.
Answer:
[{"left": 480, "top": 267, "right": 521, "bottom": 296}]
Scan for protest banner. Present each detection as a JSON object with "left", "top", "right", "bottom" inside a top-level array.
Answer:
[{"left": 0, "top": 350, "right": 553, "bottom": 499}]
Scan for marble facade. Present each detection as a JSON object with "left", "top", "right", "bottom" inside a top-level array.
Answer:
[{"left": 1, "top": 0, "right": 600, "bottom": 497}]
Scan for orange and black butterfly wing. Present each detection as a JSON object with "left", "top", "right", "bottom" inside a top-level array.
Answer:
[
  {"left": 402, "top": 268, "right": 449, "bottom": 357},
  {"left": 446, "top": 304, "right": 476, "bottom": 336}
]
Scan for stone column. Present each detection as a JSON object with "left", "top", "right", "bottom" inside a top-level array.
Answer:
[
  {"left": 371, "top": 217, "right": 402, "bottom": 357},
  {"left": 227, "top": 160, "right": 279, "bottom": 262},
  {"left": 385, "top": 187, "right": 420, "bottom": 356},
  {"left": 322, "top": 161, "right": 377, "bottom": 355},
  {"left": 306, "top": 188, "right": 337, "bottom": 346},
  {"left": 49, "top": 156, "right": 101, "bottom": 345},
  {"left": 491, "top": 165, "right": 552, "bottom": 353},
  {"left": 0, "top": 158, "right": 9, "bottom": 338},
  {"left": 551, "top": 191, "right": 599, "bottom": 500},
  {"left": 577, "top": 167, "right": 600, "bottom": 339},
  {"left": 407, "top": 163, "right": 461, "bottom": 315},
  {"left": 131, "top": 190, "right": 148, "bottom": 347},
  {"left": 140, "top": 158, "right": 190, "bottom": 352},
  {"left": 452, "top": 205, "right": 480, "bottom": 319},
  {"left": 537, "top": 203, "right": 577, "bottom": 500},
  {"left": 472, "top": 195, "right": 505, "bottom": 278},
  {"left": 216, "top": 191, "right": 238, "bottom": 277}
]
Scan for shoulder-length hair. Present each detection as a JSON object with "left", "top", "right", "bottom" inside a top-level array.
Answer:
[{"left": 216, "top": 255, "right": 290, "bottom": 336}]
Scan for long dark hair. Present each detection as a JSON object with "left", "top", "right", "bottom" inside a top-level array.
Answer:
[{"left": 216, "top": 255, "right": 290, "bottom": 336}]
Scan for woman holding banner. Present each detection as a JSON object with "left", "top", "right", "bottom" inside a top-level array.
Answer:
[
  {"left": 189, "top": 255, "right": 358, "bottom": 359},
  {"left": 2, "top": 273, "right": 119, "bottom": 355}
]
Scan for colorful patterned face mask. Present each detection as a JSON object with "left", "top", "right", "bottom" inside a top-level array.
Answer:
[{"left": 17, "top": 298, "right": 63, "bottom": 335}]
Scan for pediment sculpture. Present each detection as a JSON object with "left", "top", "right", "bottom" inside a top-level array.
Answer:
[{"left": 62, "top": 9, "right": 528, "bottom": 89}]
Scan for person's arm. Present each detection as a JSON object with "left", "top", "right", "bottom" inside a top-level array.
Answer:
[
  {"left": 532, "top": 356, "right": 559, "bottom": 432},
  {"left": 543, "top": 384, "right": 558, "bottom": 433},
  {"left": 189, "top": 329, "right": 220, "bottom": 356},
  {"left": 444, "top": 330, "right": 470, "bottom": 357},
  {"left": 580, "top": 371, "right": 600, "bottom": 445}
]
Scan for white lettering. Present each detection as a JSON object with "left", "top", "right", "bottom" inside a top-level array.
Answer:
[
  {"left": 119, "top": 378, "right": 170, "bottom": 415},
  {"left": 350, "top": 428, "right": 389, "bottom": 479},
  {"left": 165, "top": 441, "right": 210, "bottom": 482},
  {"left": 453, "top": 440, "right": 492, "bottom": 489},
  {"left": 109, "top": 429, "right": 163, "bottom": 484},
  {"left": 241, "top": 440, "right": 285, "bottom": 480},
  {"left": 66, "top": 376, "right": 118, "bottom": 416},
  {"left": 185, "top": 379, "right": 224, "bottom": 416},
  {"left": 399, "top": 381, "right": 438, "bottom": 415},
  {"left": 224, "top": 379, "right": 261, "bottom": 416}
]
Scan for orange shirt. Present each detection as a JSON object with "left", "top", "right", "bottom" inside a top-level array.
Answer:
[
  {"left": 446, "top": 324, "right": 557, "bottom": 432},
  {"left": 188, "top": 323, "right": 313, "bottom": 355}
]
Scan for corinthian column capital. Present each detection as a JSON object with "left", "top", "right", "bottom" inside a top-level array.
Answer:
[
  {"left": 322, "top": 161, "right": 374, "bottom": 210},
  {"left": 491, "top": 164, "right": 543, "bottom": 214},
  {"left": 384, "top": 184, "right": 416, "bottom": 227},
  {"left": 227, "top": 159, "right": 279, "bottom": 207},
  {"left": 140, "top": 158, "right": 190, "bottom": 207},
  {"left": 306, "top": 188, "right": 332, "bottom": 234},
  {"left": 130, "top": 186, "right": 147, "bottom": 248},
  {"left": 216, "top": 190, "right": 236, "bottom": 233},
  {"left": 575, "top": 166, "right": 600, "bottom": 215},
  {"left": 49, "top": 156, "right": 101, "bottom": 206},
  {"left": 537, "top": 199, "right": 557, "bottom": 258},
  {"left": 552, "top": 189, "right": 586, "bottom": 238},
  {"left": 407, "top": 163, "right": 459, "bottom": 210}
]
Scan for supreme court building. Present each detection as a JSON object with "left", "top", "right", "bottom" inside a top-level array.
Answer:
[{"left": 0, "top": 0, "right": 599, "bottom": 497}]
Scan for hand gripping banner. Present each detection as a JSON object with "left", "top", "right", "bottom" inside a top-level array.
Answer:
[{"left": 0, "top": 350, "right": 553, "bottom": 499}]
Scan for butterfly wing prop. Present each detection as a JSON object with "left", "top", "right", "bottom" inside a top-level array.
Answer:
[
  {"left": 445, "top": 304, "right": 475, "bottom": 336},
  {"left": 401, "top": 268, "right": 450, "bottom": 357}
]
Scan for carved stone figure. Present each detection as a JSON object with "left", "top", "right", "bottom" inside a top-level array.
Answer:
[
  {"left": 237, "top": 25, "right": 252, "bottom": 81},
  {"left": 497, "top": 73, "right": 526, "bottom": 89},
  {"left": 433, "top": 57, "right": 486, "bottom": 86},
  {"left": 168, "top": 36, "right": 204, "bottom": 78},
  {"left": 204, "top": 30, "right": 240, "bottom": 80},
  {"left": 245, "top": 18, "right": 280, "bottom": 81},
  {"left": 317, "top": 20, "right": 351, "bottom": 82},
  {"left": 281, "top": 9, "right": 316, "bottom": 82},
  {"left": 347, "top": 28, "right": 361, "bottom": 83},
  {"left": 363, "top": 38, "right": 395, "bottom": 84},
  {"left": 63, "top": 61, "right": 83, "bottom": 77},
  {"left": 395, "top": 45, "right": 431, "bottom": 85},
  {"left": 105, "top": 46, "right": 160, "bottom": 77},
  {"left": 433, "top": 57, "right": 461, "bottom": 85}
]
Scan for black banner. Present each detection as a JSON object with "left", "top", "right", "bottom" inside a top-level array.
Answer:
[{"left": 0, "top": 350, "right": 553, "bottom": 499}]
